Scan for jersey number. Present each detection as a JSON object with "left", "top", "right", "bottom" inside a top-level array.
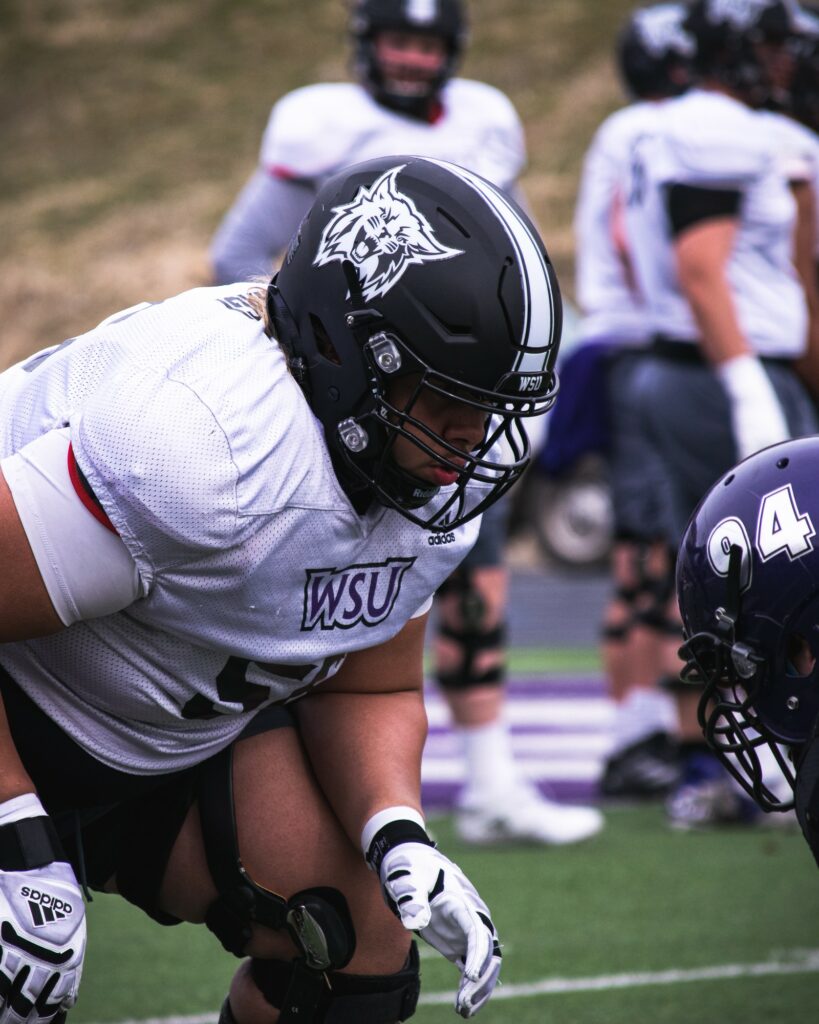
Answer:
[{"left": 181, "top": 654, "right": 345, "bottom": 720}]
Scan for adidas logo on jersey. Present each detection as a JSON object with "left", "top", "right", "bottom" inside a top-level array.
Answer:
[
  {"left": 20, "top": 886, "right": 74, "bottom": 927},
  {"left": 427, "top": 531, "right": 456, "bottom": 546}
]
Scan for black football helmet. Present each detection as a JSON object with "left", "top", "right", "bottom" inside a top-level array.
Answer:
[
  {"left": 268, "top": 155, "right": 561, "bottom": 532},
  {"left": 677, "top": 437, "right": 819, "bottom": 812},
  {"left": 349, "top": 0, "right": 466, "bottom": 118},
  {"left": 684, "top": 0, "right": 798, "bottom": 107},
  {"left": 616, "top": 3, "right": 695, "bottom": 99}
]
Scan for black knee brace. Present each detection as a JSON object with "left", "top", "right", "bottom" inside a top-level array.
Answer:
[
  {"left": 196, "top": 743, "right": 355, "bottom": 970},
  {"left": 436, "top": 569, "right": 506, "bottom": 690},
  {"left": 250, "top": 941, "right": 421, "bottom": 1023},
  {"left": 633, "top": 561, "right": 679, "bottom": 637},
  {"left": 600, "top": 583, "right": 641, "bottom": 642}
]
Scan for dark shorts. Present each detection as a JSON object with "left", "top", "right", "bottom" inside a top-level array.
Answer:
[
  {"left": 606, "top": 349, "right": 670, "bottom": 542},
  {"left": 633, "top": 346, "right": 819, "bottom": 545},
  {"left": 0, "top": 667, "right": 294, "bottom": 921}
]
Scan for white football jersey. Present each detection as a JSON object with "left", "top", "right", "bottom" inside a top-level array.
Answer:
[
  {"left": 624, "top": 89, "right": 807, "bottom": 357},
  {"left": 758, "top": 110, "right": 819, "bottom": 259},
  {"left": 573, "top": 101, "right": 664, "bottom": 345},
  {"left": 0, "top": 285, "right": 481, "bottom": 774},
  {"left": 260, "top": 79, "right": 525, "bottom": 192}
]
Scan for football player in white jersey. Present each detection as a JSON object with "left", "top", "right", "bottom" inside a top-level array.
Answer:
[
  {"left": 0, "top": 157, "right": 563, "bottom": 1022},
  {"left": 757, "top": 3, "right": 819, "bottom": 397},
  {"left": 571, "top": 3, "right": 694, "bottom": 803},
  {"left": 623, "top": 0, "right": 819, "bottom": 828},
  {"left": 210, "top": 0, "right": 602, "bottom": 847}
]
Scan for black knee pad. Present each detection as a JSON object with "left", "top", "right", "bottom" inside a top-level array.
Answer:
[
  {"left": 436, "top": 621, "right": 506, "bottom": 689},
  {"left": 436, "top": 567, "right": 506, "bottom": 690},
  {"left": 251, "top": 940, "right": 421, "bottom": 1023},
  {"left": 633, "top": 561, "right": 679, "bottom": 636},
  {"left": 600, "top": 583, "right": 640, "bottom": 643}
]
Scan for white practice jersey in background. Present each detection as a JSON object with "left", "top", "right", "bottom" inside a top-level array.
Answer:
[
  {"left": 759, "top": 110, "right": 819, "bottom": 259},
  {"left": 0, "top": 286, "right": 480, "bottom": 774},
  {"left": 261, "top": 79, "right": 525, "bottom": 192},
  {"left": 573, "top": 101, "right": 663, "bottom": 346},
  {"left": 624, "top": 89, "right": 807, "bottom": 357}
]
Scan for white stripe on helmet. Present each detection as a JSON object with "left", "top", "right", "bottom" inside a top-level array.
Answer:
[{"left": 420, "top": 157, "right": 556, "bottom": 377}]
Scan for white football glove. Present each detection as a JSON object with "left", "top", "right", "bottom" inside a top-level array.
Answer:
[
  {"left": 0, "top": 796, "right": 86, "bottom": 1024},
  {"left": 717, "top": 354, "right": 790, "bottom": 461},
  {"left": 363, "top": 808, "right": 501, "bottom": 1019}
]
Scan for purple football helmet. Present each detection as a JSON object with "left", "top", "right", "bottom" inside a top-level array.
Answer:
[{"left": 677, "top": 437, "right": 819, "bottom": 811}]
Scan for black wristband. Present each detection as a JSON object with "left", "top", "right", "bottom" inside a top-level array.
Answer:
[
  {"left": 366, "top": 819, "right": 434, "bottom": 874},
  {"left": 0, "top": 815, "right": 63, "bottom": 871}
]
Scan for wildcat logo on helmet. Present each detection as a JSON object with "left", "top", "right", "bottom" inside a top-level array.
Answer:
[{"left": 313, "top": 165, "right": 464, "bottom": 301}]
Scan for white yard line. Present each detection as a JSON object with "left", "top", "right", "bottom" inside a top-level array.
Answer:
[{"left": 96, "top": 948, "right": 819, "bottom": 1024}]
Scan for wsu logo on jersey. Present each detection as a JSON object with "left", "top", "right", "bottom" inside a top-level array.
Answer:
[
  {"left": 302, "top": 557, "right": 416, "bottom": 630},
  {"left": 313, "top": 165, "right": 463, "bottom": 301}
]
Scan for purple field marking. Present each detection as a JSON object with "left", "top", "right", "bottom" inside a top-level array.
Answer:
[
  {"left": 426, "top": 676, "right": 606, "bottom": 697},
  {"left": 423, "top": 779, "right": 598, "bottom": 810},
  {"left": 426, "top": 723, "right": 605, "bottom": 736},
  {"left": 421, "top": 672, "right": 607, "bottom": 809}
]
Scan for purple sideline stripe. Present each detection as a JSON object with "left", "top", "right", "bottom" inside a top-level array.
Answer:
[
  {"left": 505, "top": 677, "right": 606, "bottom": 697},
  {"left": 425, "top": 677, "right": 606, "bottom": 699},
  {"left": 421, "top": 672, "right": 608, "bottom": 809},
  {"left": 423, "top": 779, "right": 598, "bottom": 810},
  {"left": 426, "top": 723, "right": 605, "bottom": 736}
]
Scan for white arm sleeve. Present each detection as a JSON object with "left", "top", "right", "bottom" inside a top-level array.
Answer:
[
  {"left": 1, "top": 428, "right": 144, "bottom": 626},
  {"left": 210, "top": 170, "right": 315, "bottom": 285}
]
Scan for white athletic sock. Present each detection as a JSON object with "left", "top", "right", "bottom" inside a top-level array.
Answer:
[
  {"left": 458, "top": 718, "right": 520, "bottom": 800},
  {"left": 609, "top": 688, "right": 677, "bottom": 755}
]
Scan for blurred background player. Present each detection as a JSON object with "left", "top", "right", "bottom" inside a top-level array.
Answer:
[
  {"left": 210, "top": 0, "right": 602, "bottom": 845},
  {"left": 757, "top": 4, "right": 819, "bottom": 400},
  {"left": 623, "top": 0, "right": 819, "bottom": 827},
  {"left": 570, "top": 4, "right": 695, "bottom": 800}
]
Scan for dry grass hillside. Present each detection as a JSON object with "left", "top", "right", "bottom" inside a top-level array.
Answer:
[{"left": 1, "top": 0, "right": 638, "bottom": 367}]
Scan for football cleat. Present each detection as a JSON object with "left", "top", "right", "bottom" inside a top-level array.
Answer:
[
  {"left": 665, "top": 750, "right": 760, "bottom": 830},
  {"left": 599, "top": 730, "right": 682, "bottom": 800},
  {"left": 455, "top": 781, "right": 604, "bottom": 846}
]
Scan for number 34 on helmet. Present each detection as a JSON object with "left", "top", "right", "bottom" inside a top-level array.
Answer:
[
  {"left": 677, "top": 436, "right": 819, "bottom": 811},
  {"left": 267, "top": 155, "right": 562, "bottom": 532}
]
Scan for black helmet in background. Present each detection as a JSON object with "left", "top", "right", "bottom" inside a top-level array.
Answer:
[
  {"left": 684, "top": 0, "right": 798, "bottom": 107},
  {"left": 349, "top": 0, "right": 467, "bottom": 118},
  {"left": 617, "top": 3, "right": 696, "bottom": 99}
]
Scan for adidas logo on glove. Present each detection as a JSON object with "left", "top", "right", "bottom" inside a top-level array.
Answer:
[{"left": 20, "top": 885, "right": 74, "bottom": 926}]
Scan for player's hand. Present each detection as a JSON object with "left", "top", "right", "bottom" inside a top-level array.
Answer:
[
  {"left": 717, "top": 354, "right": 790, "bottom": 461},
  {"left": 364, "top": 809, "right": 501, "bottom": 1018},
  {"left": 0, "top": 798, "right": 86, "bottom": 1024}
]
